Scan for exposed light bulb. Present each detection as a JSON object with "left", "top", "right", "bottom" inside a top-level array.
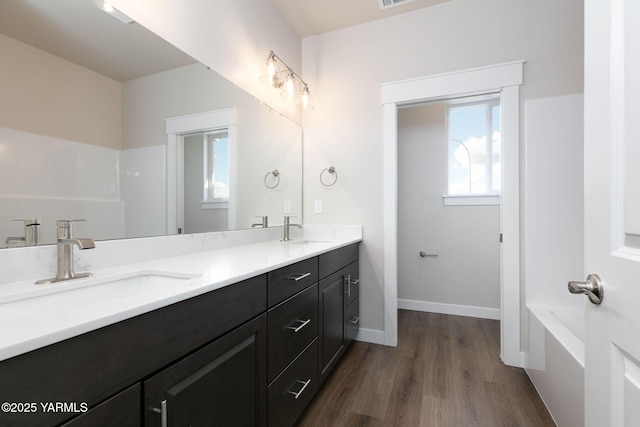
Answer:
[
  {"left": 284, "top": 74, "right": 295, "bottom": 99},
  {"left": 300, "top": 87, "right": 311, "bottom": 111},
  {"left": 103, "top": 2, "right": 114, "bottom": 13},
  {"left": 266, "top": 57, "right": 276, "bottom": 86}
]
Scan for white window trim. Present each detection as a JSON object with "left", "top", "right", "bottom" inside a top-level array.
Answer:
[
  {"left": 442, "top": 194, "right": 500, "bottom": 206},
  {"left": 200, "top": 201, "right": 229, "bottom": 210}
]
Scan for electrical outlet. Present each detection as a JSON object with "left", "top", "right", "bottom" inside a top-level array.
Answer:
[
  {"left": 314, "top": 200, "right": 323, "bottom": 213},
  {"left": 284, "top": 200, "right": 292, "bottom": 214}
]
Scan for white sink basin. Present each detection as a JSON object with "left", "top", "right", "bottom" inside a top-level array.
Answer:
[{"left": 0, "top": 270, "right": 200, "bottom": 309}]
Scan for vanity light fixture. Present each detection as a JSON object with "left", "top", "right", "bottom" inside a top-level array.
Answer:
[
  {"left": 91, "top": 0, "right": 134, "bottom": 24},
  {"left": 261, "top": 51, "right": 313, "bottom": 111}
]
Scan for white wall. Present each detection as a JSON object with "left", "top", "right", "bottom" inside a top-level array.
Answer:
[
  {"left": 301, "top": 0, "right": 584, "bottom": 333},
  {"left": 397, "top": 103, "right": 501, "bottom": 314},
  {"left": 524, "top": 94, "right": 584, "bottom": 308},
  {"left": 0, "top": 34, "right": 122, "bottom": 150}
]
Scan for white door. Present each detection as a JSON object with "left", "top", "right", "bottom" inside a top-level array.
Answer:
[{"left": 582, "top": 0, "right": 640, "bottom": 425}]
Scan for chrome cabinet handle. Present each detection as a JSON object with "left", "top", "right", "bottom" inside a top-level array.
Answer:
[
  {"left": 568, "top": 273, "right": 604, "bottom": 305},
  {"left": 287, "top": 379, "right": 312, "bottom": 399},
  {"left": 151, "top": 400, "right": 167, "bottom": 427},
  {"left": 344, "top": 275, "right": 359, "bottom": 297},
  {"left": 286, "top": 272, "right": 311, "bottom": 281},
  {"left": 349, "top": 316, "right": 360, "bottom": 325},
  {"left": 286, "top": 319, "right": 311, "bottom": 333}
]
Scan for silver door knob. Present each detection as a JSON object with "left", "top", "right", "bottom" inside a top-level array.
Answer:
[{"left": 568, "top": 273, "right": 603, "bottom": 305}]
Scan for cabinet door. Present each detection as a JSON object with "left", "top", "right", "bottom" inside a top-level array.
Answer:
[
  {"left": 319, "top": 269, "right": 345, "bottom": 384},
  {"left": 144, "top": 314, "right": 267, "bottom": 427},
  {"left": 60, "top": 384, "right": 140, "bottom": 427}
]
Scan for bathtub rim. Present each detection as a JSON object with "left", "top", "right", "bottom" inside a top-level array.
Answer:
[{"left": 527, "top": 303, "right": 585, "bottom": 367}]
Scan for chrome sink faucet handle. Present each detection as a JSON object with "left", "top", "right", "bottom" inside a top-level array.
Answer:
[
  {"left": 251, "top": 216, "right": 269, "bottom": 228},
  {"left": 282, "top": 216, "right": 302, "bottom": 242},
  {"left": 5, "top": 219, "right": 41, "bottom": 248},
  {"left": 36, "top": 219, "right": 96, "bottom": 285}
]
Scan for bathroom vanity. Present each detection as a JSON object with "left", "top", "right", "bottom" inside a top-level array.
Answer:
[{"left": 0, "top": 235, "right": 360, "bottom": 427}]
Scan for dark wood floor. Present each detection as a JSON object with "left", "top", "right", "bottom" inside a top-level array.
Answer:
[{"left": 297, "top": 310, "right": 555, "bottom": 427}]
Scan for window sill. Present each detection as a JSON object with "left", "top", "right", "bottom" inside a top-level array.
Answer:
[
  {"left": 200, "top": 201, "right": 229, "bottom": 210},
  {"left": 442, "top": 194, "right": 500, "bottom": 206}
]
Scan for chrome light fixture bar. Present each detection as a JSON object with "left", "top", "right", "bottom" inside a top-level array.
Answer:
[{"left": 262, "top": 50, "right": 312, "bottom": 111}]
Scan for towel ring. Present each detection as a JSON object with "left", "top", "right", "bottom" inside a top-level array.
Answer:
[
  {"left": 320, "top": 166, "right": 338, "bottom": 187},
  {"left": 264, "top": 170, "right": 280, "bottom": 189}
]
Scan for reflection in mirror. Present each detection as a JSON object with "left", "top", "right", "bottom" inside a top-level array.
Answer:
[
  {"left": 0, "top": 0, "right": 302, "bottom": 248},
  {"left": 183, "top": 130, "right": 230, "bottom": 234}
]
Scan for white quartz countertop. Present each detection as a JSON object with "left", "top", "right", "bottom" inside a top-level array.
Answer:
[{"left": 0, "top": 235, "right": 361, "bottom": 361}]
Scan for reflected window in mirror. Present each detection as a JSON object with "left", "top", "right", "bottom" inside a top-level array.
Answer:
[{"left": 203, "top": 131, "right": 230, "bottom": 207}]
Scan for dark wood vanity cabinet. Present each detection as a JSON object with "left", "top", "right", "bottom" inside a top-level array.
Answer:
[{"left": 0, "top": 243, "right": 359, "bottom": 427}]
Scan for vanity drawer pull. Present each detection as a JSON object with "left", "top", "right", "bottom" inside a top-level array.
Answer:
[
  {"left": 286, "top": 272, "right": 312, "bottom": 281},
  {"left": 349, "top": 316, "right": 360, "bottom": 325},
  {"left": 287, "top": 379, "right": 312, "bottom": 400},
  {"left": 344, "top": 274, "right": 359, "bottom": 297},
  {"left": 152, "top": 400, "right": 168, "bottom": 427},
  {"left": 286, "top": 319, "right": 311, "bottom": 333}
]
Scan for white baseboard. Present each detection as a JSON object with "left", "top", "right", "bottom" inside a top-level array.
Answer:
[
  {"left": 355, "top": 328, "right": 386, "bottom": 345},
  {"left": 398, "top": 299, "right": 501, "bottom": 320}
]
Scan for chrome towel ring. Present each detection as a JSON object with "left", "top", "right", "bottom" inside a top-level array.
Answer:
[
  {"left": 264, "top": 169, "right": 280, "bottom": 189},
  {"left": 320, "top": 166, "right": 338, "bottom": 187}
]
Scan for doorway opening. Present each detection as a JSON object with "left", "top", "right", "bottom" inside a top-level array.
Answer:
[
  {"left": 381, "top": 61, "right": 524, "bottom": 366},
  {"left": 397, "top": 94, "right": 502, "bottom": 320},
  {"left": 165, "top": 108, "right": 238, "bottom": 235}
]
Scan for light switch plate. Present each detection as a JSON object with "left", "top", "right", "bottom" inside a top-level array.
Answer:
[
  {"left": 284, "top": 200, "right": 292, "bottom": 214},
  {"left": 314, "top": 200, "right": 323, "bottom": 213}
]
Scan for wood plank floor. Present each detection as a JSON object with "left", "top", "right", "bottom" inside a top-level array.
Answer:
[{"left": 297, "top": 310, "right": 555, "bottom": 427}]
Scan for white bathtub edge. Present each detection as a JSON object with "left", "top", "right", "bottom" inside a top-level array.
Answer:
[{"left": 527, "top": 304, "right": 585, "bottom": 368}]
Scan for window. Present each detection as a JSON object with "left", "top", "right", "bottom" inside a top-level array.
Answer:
[
  {"left": 203, "top": 130, "right": 229, "bottom": 207},
  {"left": 446, "top": 95, "right": 501, "bottom": 204}
]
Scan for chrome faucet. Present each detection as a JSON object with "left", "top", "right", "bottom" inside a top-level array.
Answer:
[
  {"left": 251, "top": 216, "right": 269, "bottom": 228},
  {"left": 282, "top": 216, "right": 302, "bottom": 241},
  {"left": 36, "top": 220, "right": 95, "bottom": 284},
  {"left": 5, "top": 219, "right": 41, "bottom": 248}
]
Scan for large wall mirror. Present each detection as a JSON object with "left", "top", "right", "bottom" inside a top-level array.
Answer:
[{"left": 0, "top": 0, "right": 302, "bottom": 248}]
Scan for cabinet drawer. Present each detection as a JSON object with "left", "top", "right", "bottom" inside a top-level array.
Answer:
[
  {"left": 319, "top": 243, "right": 359, "bottom": 279},
  {"left": 344, "top": 260, "right": 360, "bottom": 306},
  {"left": 268, "top": 257, "right": 318, "bottom": 307},
  {"left": 268, "top": 340, "right": 318, "bottom": 427},
  {"left": 60, "top": 384, "right": 140, "bottom": 427},
  {"left": 345, "top": 298, "right": 360, "bottom": 348},
  {"left": 268, "top": 283, "right": 318, "bottom": 382}
]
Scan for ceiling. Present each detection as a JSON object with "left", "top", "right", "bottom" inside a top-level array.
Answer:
[
  {"left": 270, "top": 0, "right": 450, "bottom": 38},
  {"left": 0, "top": 0, "right": 449, "bottom": 82},
  {"left": 0, "top": 0, "right": 196, "bottom": 82}
]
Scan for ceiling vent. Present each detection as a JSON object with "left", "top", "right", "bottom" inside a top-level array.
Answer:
[{"left": 379, "top": 0, "right": 416, "bottom": 9}]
